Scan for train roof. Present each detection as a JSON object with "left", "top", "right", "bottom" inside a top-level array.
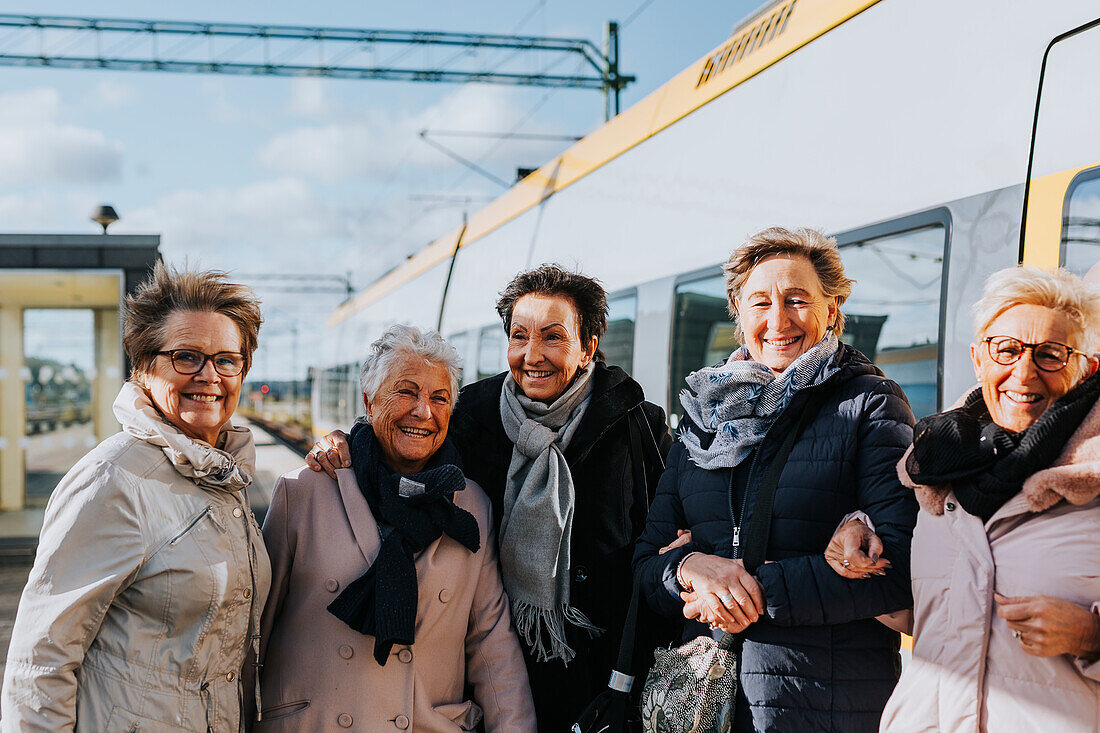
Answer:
[{"left": 328, "top": 0, "right": 882, "bottom": 327}]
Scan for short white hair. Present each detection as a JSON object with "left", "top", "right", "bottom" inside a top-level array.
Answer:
[
  {"left": 358, "top": 325, "right": 462, "bottom": 417},
  {"left": 973, "top": 266, "right": 1100, "bottom": 356}
]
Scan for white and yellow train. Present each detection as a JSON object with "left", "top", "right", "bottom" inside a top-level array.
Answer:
[{"left": 314, "top": 0, "right": 1100, "bottom": 438}]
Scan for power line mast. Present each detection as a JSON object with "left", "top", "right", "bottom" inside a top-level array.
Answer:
[{"left": 0, "top": 13, "right": 634, "bottom": 118}]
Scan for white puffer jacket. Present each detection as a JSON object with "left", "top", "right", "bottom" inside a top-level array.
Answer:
[
  {"left": 880, "top": 397, "right": 1100, "bottom": 733},
  {"left": 1, "top": 382, "right": 271, "bottom": 732}
]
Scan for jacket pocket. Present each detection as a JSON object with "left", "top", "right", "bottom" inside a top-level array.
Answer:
[
  {"left": 105, "top": 705, "right": 190, "bottom": 731},
  {"left": 257, "top": 699, "right": 311, "bottom": 722},
  {"left": 168, "top": 504, "right": 215, "bottom": 546},
  {"left": 433, "top": 700, "right": 484, "bottom": 731}
]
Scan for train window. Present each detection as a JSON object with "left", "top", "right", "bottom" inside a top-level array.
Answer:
[
  {"left": 668, "top": 273, "right": 732, "bottom": 426},
  {"left": 602, "top": 292, "right": 637, "bottom": 374},
  {"left": 321, "top": 363, "right": 353, "bottom": 426},
  {"left": 839, "top": 224, "right": 946, "bottom": 418},
  {"left": 1061, "top": 169, "right": 1100, "bottom": 278},
  {"left": 446, "top": 330, "right": 478, "bottom": 387},
  {"left": 668, "top": 221, "right": 947, "bottom": 427},
  {"left": 476, "top": 325, "right": 506, "bottom": 380}
]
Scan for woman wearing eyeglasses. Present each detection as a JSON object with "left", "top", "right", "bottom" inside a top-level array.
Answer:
[
  {"left": 2, "top": 264, "right": 270, "bottom": 732},
  {"left": 830, "top": 266, "right": 1100, "bottom": 733}
]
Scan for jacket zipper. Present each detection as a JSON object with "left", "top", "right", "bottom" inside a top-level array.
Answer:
[
  {"left": 169, "top": 505, "right": 213, "bottom": 545},
  {"left": 729, "top": 448, "right": 760, "bottom": 561},
  {"left": 199, "top": 680, "right": 213, "bottom": 733}
]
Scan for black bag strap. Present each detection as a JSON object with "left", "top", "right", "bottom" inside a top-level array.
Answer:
[
  {"left": 740, "top": 388, "right": 829, "bottom": 574},
  {"left": 613, "top": 406, "right": 661, "bottom": 682}
]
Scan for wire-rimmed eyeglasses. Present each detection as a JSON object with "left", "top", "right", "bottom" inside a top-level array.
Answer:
[
  {"left": 157, "top": 349, "right": 245, "bottom": 377},
  {"left": 982, "top": 336, "right": 1086, "bottom": 373}
]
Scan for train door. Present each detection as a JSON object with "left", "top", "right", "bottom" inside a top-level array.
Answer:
[{"left": 1020, "top": 17, "right": 1100, "bottom": 273}]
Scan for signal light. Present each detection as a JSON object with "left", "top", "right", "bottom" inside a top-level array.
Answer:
[{"left": 260, "top": 384, "right": 270, "bottom": 394}]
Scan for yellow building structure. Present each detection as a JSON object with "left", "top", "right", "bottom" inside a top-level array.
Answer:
[{"left": 0, "top": 234, "right": 158, "bottom": 540}]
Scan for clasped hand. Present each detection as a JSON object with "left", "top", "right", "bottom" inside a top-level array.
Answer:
[{"left": 678, "top": 553, "right": 765, "bottom": 634}]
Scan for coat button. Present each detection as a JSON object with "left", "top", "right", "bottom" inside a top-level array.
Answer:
[
  {"left": 397, "top": 648, "right": 413, "bottom": 663},
  {"left": 438, "top": 588, "right": 451, "bottom": 603},
  {"left": 232, "top": 507, "right": 243, "bottom": 518},
  {"left": 225, "top": 671, "right": 235, "bottom": 682},
  {"left": 946, "top": 502, "right": 956, "bottom": 512},
  {"left": 338, "top": 713, "right": 353, "bottom": 728},
  {"left": 395, "top": 714, "right": 410, "bottom": 730},
  {"left": 243, "top": 588, "right": 252, "bottom": 599},
  {"left": 339, "top": 645, "right": 353, "bottom": 659},
  {"left": 325, "top": 578, "right": 340, "bottom": 593},
  {"left": 573, "top": 566, "right": 588, "bottom": 583}
]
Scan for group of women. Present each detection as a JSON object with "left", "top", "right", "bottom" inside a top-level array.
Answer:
[{"left": 2, "top": 225, "right": 1098, "bottom": 732}]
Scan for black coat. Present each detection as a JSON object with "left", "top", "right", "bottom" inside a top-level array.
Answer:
[
  {"left": 449, "top": 361, "right": 673, "bottom": 732},
  {"left": 634, "top": 345, "right": 918, "bottom": 732}
]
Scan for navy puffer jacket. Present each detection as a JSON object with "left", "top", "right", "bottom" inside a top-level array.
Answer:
[{"left": 634, "top": 345, "right": 918, "bottom": 732}]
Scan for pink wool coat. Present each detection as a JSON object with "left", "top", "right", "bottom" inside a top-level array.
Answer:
[
  {"left": 879, "top": 398, "right": 1100, "bottom": 733},
  {"left": 248, "top": 465, "right": 535, "bottom": 732}
]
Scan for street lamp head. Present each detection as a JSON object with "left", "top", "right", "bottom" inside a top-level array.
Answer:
[{"left": 91, "top": 204, "right": 120, "bottom": 234}]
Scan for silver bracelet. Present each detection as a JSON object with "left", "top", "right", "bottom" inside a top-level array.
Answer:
[{"left": 676, "top": 551, "right": 699, "bottom": 591}]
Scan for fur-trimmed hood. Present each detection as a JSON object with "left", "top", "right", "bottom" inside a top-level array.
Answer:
[{"left": 897, "top": 394, "right": 1100, "bottom": 516}]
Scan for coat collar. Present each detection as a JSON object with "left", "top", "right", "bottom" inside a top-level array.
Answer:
[
  {"left": 898, "top": 396, "right": 1100, "bottom": 517},
  {"left": 114, "top": 381, "right": 255, "bottom": 493},
  {"left": 334, "top": 467, "right": 381, "bottom": 566}
]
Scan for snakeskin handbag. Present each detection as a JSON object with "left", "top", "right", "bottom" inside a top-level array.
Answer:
[{"left": 639, "top": 632, "right": 737, "bottom": 733}]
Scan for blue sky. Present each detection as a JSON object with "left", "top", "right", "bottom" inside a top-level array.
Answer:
[{"left": 1, "top": 0, "right": 760, "bottom": 379}]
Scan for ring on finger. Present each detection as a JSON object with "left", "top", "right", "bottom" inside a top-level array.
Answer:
[
  {"left": 841, "top": 560, "right": 851, "bottom": 568},
  {"left": 1013, "top": 630, "right": 1022, "bottom": 641},
  {"left": 718, "top": 592, "right": 734, "bottom": 603}
]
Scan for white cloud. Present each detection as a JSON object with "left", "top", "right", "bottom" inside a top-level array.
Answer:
[
  {"left": 0, "top": 87, "right": 125, "bottom": 186},
  {"left": 0, "top": 190, "right": 101, "bottom": 231},
  {"left": 256, "top": 85, "right": 574, "bottom": 184},
  {"left": 0, "top": 125, "right": 123, "bottom": 185},
  {"left": 256, "top": 122, "right": 378, "bottom": 183},
  {"left": 0, "top": 87, "right": 62, "bottom": 125},
  {"left": 86, "top": 79, "right": 137, "bottom": 109},
  {"left": 287, "top": 78, "right": 337, "bottom": 118},
  {"left": 198, "top": 78, "right": 243, "bottom": 124},
  {"left": 116, "top": 177, "right": 372, "bottom": 268}
]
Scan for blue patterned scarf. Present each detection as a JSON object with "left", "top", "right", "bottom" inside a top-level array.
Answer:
[{"left": 679, "top": 332, "right": 839, "bottom": 470}]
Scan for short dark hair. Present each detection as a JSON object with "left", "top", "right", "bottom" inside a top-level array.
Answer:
[
  {"left": 495, "top": 265, "right": 609, "bottom": 359},
  {"left": 124, "top": 261, "right": 264, "bottom": 379}
]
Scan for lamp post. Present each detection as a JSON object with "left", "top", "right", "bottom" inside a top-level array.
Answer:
[{"left": 90, "top": 204, "right": 119, "bottom": 234}]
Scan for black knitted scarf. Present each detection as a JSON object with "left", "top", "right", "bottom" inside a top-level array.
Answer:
[
  {"left": 326, "top": 421, "right": 480, "bottom": 664},
  {"left": 907, "top": 372, "right": 1100, "bottom": 522}
]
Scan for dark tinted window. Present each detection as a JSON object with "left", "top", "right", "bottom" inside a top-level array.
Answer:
[
  {"left": 477, "top": 325, "right": 506, "bottom": 380},
  {"left": 1061, "top": 170, "right": 1100, "bottom": 277},
  {"left": 839, "top": 224, "right": 946, "bottom": 418},
  {"left": 602, "top": 293, "right": 637, "bottom": 374}
]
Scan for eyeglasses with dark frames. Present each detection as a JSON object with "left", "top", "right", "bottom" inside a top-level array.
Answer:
[
  {"left": 157, "top": 349, "right": 245, "bottom": 377},
  {"left": 982, "top": 336, "right": 1086, "bottom": 373}
]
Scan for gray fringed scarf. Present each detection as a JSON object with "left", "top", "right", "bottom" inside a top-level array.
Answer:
[
  {"left": 679, "top": 331, "right": 839, "bottom": 470},
  {"left": 498, "top": 363, "right": 601, "bottom": 663}
]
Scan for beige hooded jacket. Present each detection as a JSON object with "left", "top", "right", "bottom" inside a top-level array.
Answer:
[
  {"left": 879, "top": 397, "right": 1100, "bottom": 733},
  {"left": 1, "top": 382, "right": 271, "bottom": 732}
]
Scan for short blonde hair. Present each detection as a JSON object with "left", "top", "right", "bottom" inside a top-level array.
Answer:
[
  {"left": 124, "top": 262, "right": 263, "bottom": 378},
  {"left": 974, "top": 266, "right": 1100, "bottom": 356},
  {"left": 723, "top": 227, "right": 853, "bottom": 340}
]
